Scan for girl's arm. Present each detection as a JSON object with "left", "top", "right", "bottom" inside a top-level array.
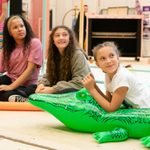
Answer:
[
  {"left": 95, "top": 84, "right": 111, "bottom": 102},
  {"left": 35, "top": 84, "right": 56, "bottom": 94},
  {"left": 89, "top": 87, "right": 128, "bottom": 112},
  {"left": 82, "top": 73, "right": 128, "bottom": 112},
  {"left": 0, "top": 62, "right": 36, "bottom": 91}
]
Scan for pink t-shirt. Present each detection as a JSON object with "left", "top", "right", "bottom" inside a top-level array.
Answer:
[{"left": 0, "top": 38, "right": 43, "bottom": 86}]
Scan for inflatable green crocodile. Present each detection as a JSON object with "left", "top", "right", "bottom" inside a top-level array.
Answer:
[{"left": 29, "top": 88, "right": 150, "bottom": 148}]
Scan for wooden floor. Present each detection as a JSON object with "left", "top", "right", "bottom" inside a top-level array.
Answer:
[
  {"left": 0, "top": 57, "right": 150, "bottom": 150},
  {"left": 0, "top": 111, "right": 148, "bottom": 150}
]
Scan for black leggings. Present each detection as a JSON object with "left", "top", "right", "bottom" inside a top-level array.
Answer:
[{"left": 0, "top": 75, "right": 37, "bottom": 101}]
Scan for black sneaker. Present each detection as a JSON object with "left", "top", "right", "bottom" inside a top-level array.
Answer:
[{"left": 8, "top": 95, "right": 27, "bottom": 102}]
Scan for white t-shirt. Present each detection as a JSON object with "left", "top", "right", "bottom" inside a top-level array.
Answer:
[{"left": 105, "top": 65, "right": 150, "bottom": 108}]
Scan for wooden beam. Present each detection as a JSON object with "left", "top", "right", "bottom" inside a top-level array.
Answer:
[{"left": 79, "top": 0, "right": 84, "bottom": 49}]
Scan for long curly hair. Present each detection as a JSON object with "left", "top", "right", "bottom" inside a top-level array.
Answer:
[
  {"left": 2, "top": 15, "right": 35, "bottom": 69},
  {"left": 46, "top": 25, "right": 80, "bottom": 86}
]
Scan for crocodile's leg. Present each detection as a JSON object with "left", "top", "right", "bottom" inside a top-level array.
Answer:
[
  {"left": 93, "top": 128, "right": 128, "bottom": 143},
  {"left": 141, "top": 136, "right": 150, "bottom": 148}
]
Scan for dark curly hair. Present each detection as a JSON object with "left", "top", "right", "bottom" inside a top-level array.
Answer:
[{"left": 2, "top": 15, "right": 35, "bottom": 69}]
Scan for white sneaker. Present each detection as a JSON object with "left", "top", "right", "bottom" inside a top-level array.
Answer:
[{"left": 8, "top": 95, "right": 27, "bottom": 102}]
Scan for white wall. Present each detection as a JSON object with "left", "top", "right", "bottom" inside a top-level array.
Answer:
[
  {"left": 50, "top": 0, "right": 150, "bottom": 28},
  {"left": 22, "top": 0, "right": 31, "bottom": 19},
  {"left": 72, "top": 0, "right": 100, "bottom": 14},
  {"left": 50, "top": 0, "right": 100, "bottom": 28},
  {"left": 23, "top": 0, "right": 150, "bottom": 28},
  {"left": 50, "top": 0, "right": 73, "bottom": 28},
  {"left": 100, "top": 0, "right": 150, "bottom": 9}
]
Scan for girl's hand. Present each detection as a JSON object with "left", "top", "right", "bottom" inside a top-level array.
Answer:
[
  {"left": 35, "top": 84, "right": 45, "bottom": 93},
  {"left": 81, "top": 73, "right": 96, "bottom": 91},
  {"left": 35, "top": 84, "right": 55, "bottom": 94},
  {"left": 0, "top": 85, "right": 13, "bottom": 91}
]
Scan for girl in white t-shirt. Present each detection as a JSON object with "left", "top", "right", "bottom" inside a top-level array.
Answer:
[{"left": 82, "top": 41, "right": 150, "bottom": 112}]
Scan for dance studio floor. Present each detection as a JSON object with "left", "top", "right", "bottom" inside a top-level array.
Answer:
[{"left": 0, "top": 57, "right": 150, "bottom": 150}]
